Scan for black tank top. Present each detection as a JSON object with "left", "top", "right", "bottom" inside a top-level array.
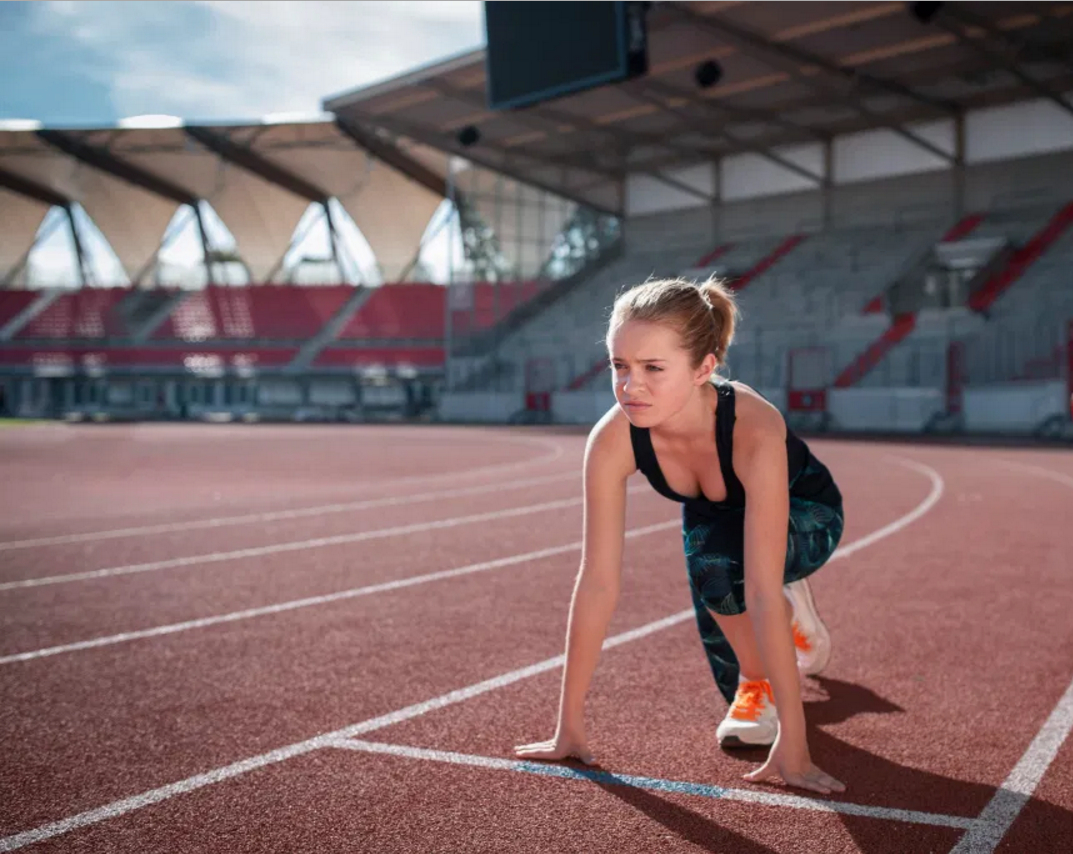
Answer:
[{"left": 629, "top": 380, "right": 840, "bottom": 513}]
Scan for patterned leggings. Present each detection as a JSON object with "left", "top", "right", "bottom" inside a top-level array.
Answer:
[{"left": 684, "top": 497, "right": 844, "bottom": 704}]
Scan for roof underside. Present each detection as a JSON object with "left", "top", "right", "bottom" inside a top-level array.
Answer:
[
  {"left": 3, "top": 0, "right": 1071, "bottom": 284},
  {"left": 324, "top": 0, "right": 1073, "bottom": 214}
]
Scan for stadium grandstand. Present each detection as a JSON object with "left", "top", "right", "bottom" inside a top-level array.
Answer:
[{"left": 1, "top": 0, "right": 1072, "bottom": 438}]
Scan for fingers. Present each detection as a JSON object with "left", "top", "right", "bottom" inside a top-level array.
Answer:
[
  {"left": 743, "top": 764, "right": 846, "bottom": 795},
  {"left": 742, "top": 762, "right": 773, "bottom": 782},
  {"left": 513, "top": 741, "right": 558, "bottom": 759},
  {"left": 513, "top": 740, "right": 595, "bottom": 764}
]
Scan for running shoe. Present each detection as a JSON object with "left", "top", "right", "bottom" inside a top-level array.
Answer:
[
  {"left": 716, "top": 676, "right": 778, "bottom": 748},
  {"left": 784, "top": 577, "right": 832, "bottom": 676}
]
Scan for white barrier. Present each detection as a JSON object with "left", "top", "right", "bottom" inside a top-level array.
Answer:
[
  {"left": 963, "top": 380, "right": 1068, "bottom": 433},
  {"left": 309, "top": 379, "right": 356, "bottom": 406},
  {"left": 551, "top": 390, "right": 617, "bottom": 424},
  {"left": 439, "top": 392, "right": 526, "bottom": 422},
  {"left": 828, "top": 387, "right": 945, "bottom": 432}
]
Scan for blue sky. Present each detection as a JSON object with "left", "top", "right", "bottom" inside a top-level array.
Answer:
[
  {"left": 0, "top": 1, "right": 484, "bottom": 125},
  {"left": 0, "top": 1, "right": 485, "bottom": 285}
]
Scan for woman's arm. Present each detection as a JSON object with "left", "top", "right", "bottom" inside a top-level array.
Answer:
[
  {"left": 556, "top": 419, "right": 630, "bottom": 733},
  {"left": 735, "top": 394, "right": 845, "bottom": 793},
  {"left": 735, "top": 408, "right": 804, "bottom": 739},
  {"left": 515, "top": 411, "right": 632, "bottom": 761}
]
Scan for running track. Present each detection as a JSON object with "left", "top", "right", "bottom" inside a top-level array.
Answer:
[{"left": 0, "top": 422, "right": 1070, "bottom": 853}]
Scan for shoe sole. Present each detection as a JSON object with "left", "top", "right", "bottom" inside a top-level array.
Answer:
[
  {"left": 788, "top": 578, "right": 831, "bottom": 676},
  {"left": 719, "top": 734, "right": 775, "bottom": 749}
]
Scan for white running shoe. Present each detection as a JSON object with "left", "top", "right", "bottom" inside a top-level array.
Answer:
[
  {"left": 716, "top": 676, "right": 779, "bottom": 748},
  {"left": 784, "top": 577, "right": 831, "bottom": 676}
]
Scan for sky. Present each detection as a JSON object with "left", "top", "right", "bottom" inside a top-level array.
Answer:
[{"left": 0, "top": 0, "right": 486, "bottom": 286}]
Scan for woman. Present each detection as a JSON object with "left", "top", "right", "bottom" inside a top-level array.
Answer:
[{"left": 514, "top": 276, "right": 847, "bottom": 795}]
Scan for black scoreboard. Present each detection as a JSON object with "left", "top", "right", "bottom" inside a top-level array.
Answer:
[{"left": 484, "top": 1, "right": 649, "bottom": 111}]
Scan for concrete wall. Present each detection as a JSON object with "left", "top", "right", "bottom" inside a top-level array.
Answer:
[{"left": 963, "top": 380, "right": 1069, "bottom": 433}]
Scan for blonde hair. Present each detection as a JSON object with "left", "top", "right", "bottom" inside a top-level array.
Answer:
[{"left": 606, "top": 276, "right": 740, "bottom": 376}]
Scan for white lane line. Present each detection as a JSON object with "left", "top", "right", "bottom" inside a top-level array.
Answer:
[
  {"left": 0, "top": 458, "right": 945, "bottom": 851},
  {"left": 0, "top": 485, "right": 628, "bottom": 593},
  {"left": 0, "top": 609, "right": 694, "bottom": 853},
  {"left": 848, "top": 456, "right": 945, "bottom": 558},
  {"left": 950, "top": 676, "right": 1073, "bottom": 853},
  {"left": 0, "top": 437, "right": 567, "bottom": 552},
  {"left": 326, "top": 739, "right": 976, "bottom": 830},
  {"left": 0, "top": 514, "right": 676, "bottom": 666},
  {"left": 947, "top": 460, "right": 1073, "bottom": 854},
  {"left": 0, "top": 453, "right": 944, "bottom": 662},
  {"left": 990, "top": 458, "right": 1073, "bottom": 491}
]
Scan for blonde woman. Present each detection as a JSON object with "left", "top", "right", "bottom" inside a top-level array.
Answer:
[{"left": 515, "top": 277, "right": 846, "bottom": 795}]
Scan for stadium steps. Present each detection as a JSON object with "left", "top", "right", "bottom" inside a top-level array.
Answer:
[
  {"left": 445, "top": 241, "right": 627, "bottom": 392},
  {"left": 728, "top": 234, "right": 806, "bottom": 293},
  {"left": 967, "top": 200, "right": 1073, "bottom": 313},
  {"left": 0, "top": 289, "right": 65, "bottom": 340},
  {"left": 286, "top": 285, "right": 374, "bottom": 372},
  {"left": 833, "top": 313, "right": 917, "bottom": 388},
  {"left": 693, "top": 243, "right": 733, "bottom": 269},
  {"left": 942, "top": 212, "right": 987, "bottom": 243},
  {"left": 451, "top": 239, "right": 625, "bottom": 362},
  {"left": 860, "top": 213, "right": 986, "bottom": 314},
  {"left": 833, "top": 211, "right": 1000, "bottom": 386},
  {"left": 130, "top": 290, "right": 189, "bottom": 342}
]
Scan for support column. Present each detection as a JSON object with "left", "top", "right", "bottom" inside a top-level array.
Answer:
[
  {"left": 325, "top": 200, "right": 345, "bottom": 284},
  {"left": 822, "top": 137, "right": 834, "bottom": 231},
  {"left": 65, "top": 204, "right": 90, "bottom": 287},
  {"left": 194, "top": 203, "right": 215, "bottom": 287},
  {"left": 953, "top": 112, "right": 966, "bottom": 219}
]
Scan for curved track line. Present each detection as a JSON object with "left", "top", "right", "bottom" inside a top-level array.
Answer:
[
  {"left": 0, "top": 433, "right": 567, "bottom": 552},
  {"left": 0, "top": 468, "right": 578, "bottom": 554},
  {"left": 0, "top": 488, "right": 661, "bottom": 664},
  {"left": 0, "top": 472, "right": 587, "bottom": 592},
  {"left": 0, "top": 456, "right": 945, "bottom": 851}
]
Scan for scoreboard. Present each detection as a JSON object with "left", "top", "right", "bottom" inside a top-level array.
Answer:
[{"left": 484, "top": 1, "right": 649, "bottom": 111}]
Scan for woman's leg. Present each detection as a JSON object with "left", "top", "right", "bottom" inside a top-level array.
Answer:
[
  {"left": 690, "top": 579, "right": 793, "bottom": 703},
  {"left": 687, "top": 501, "right": 844, "bottom": 705},
  {"left": 689, "top": 586, "right": 739, "bottom": 705}
]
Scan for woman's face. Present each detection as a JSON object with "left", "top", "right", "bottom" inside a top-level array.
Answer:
[{"left": 608, "top": 320, "right": 701, "bottom": 423}]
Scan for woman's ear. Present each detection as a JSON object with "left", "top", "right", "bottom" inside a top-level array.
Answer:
[{"left": 694, "top": 353, "right": 718, "bottom": 385}]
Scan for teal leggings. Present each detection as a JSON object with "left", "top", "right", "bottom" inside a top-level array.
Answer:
[{"left": 684, "top": 497, "right": 844, "bottom": 704}]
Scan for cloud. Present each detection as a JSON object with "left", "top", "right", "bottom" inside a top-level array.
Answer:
[{"left": 28, "top": 0, "right": 484, "bottom": 122}]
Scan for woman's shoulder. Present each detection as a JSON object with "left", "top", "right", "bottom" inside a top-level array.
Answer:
[
  {"left": 586, "top": 402, "right": 640, "bottom": 480},
  {"left": 725, "top": 380, "right": 787, "bottom": 449}
]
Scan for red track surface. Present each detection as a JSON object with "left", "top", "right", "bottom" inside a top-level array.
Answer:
[{"left": 0, "top": 423, "right": 1070, "bottom": 853}]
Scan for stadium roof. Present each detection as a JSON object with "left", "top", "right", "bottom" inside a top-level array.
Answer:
[
  {"left": 324, "top": 0, "right": 1073, "bottom": 216},
  {"left": 0, "top": 117, "right": 455, "bottom": 284}
]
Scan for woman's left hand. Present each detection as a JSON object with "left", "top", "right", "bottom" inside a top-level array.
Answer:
[{"left": 743, "top": 731, "right": 845, "bottom": 795}]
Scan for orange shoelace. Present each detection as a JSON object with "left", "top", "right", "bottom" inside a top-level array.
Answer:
[
  {"left": 730, "top": 679, "right": 774, "bottom": 721},
  {"left": 792, "top": 619, "right": 812, "bottom": 653}
]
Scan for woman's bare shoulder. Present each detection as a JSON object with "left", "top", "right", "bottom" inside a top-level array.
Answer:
[
  {"left": 586, "top": 402, "right": 639, "bottom": 481},
  {"left": 727, "top": 381, "right": 786, "bottom": 446}
]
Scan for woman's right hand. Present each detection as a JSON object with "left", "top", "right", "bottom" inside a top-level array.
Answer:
[{"left": 513, "top": 728, "right": 595, "bottom": 765}]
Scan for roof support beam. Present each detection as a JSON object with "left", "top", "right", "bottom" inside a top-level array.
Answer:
[
  {"left": 338, "top": 109, "right": 624, "bottom": 214},
  {"left": 183, "top": 126, "right": 330, "bottom": 203},
  {"left": 622, "top": 86, "right": 825, "bottom": 186},
  {"left": 66, "top": 205, "right": 90, "bottom": 288},
  {"left": 335, "top": 118, "right": 454, "bottom": 201},
  {"left": 663, "top": 2, "right": 959, "bottom": 164},
  {"left": 628, "top": 77, "right": 827, "bottom": 143},
  {"left": 0, "top": 166, "right": 70, "bottom": 208},
  {"left": 665, "top": 2, "right": 959, "bottom": 114},
  {"left": 932, "top": 6, "right": 1073, "bottom": 119},
  {"left": 35, "top": 129, "right": 199, "bottom": 206},
  {"left": 421, "top": 80, "right": 715, "bottom": 205}
]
